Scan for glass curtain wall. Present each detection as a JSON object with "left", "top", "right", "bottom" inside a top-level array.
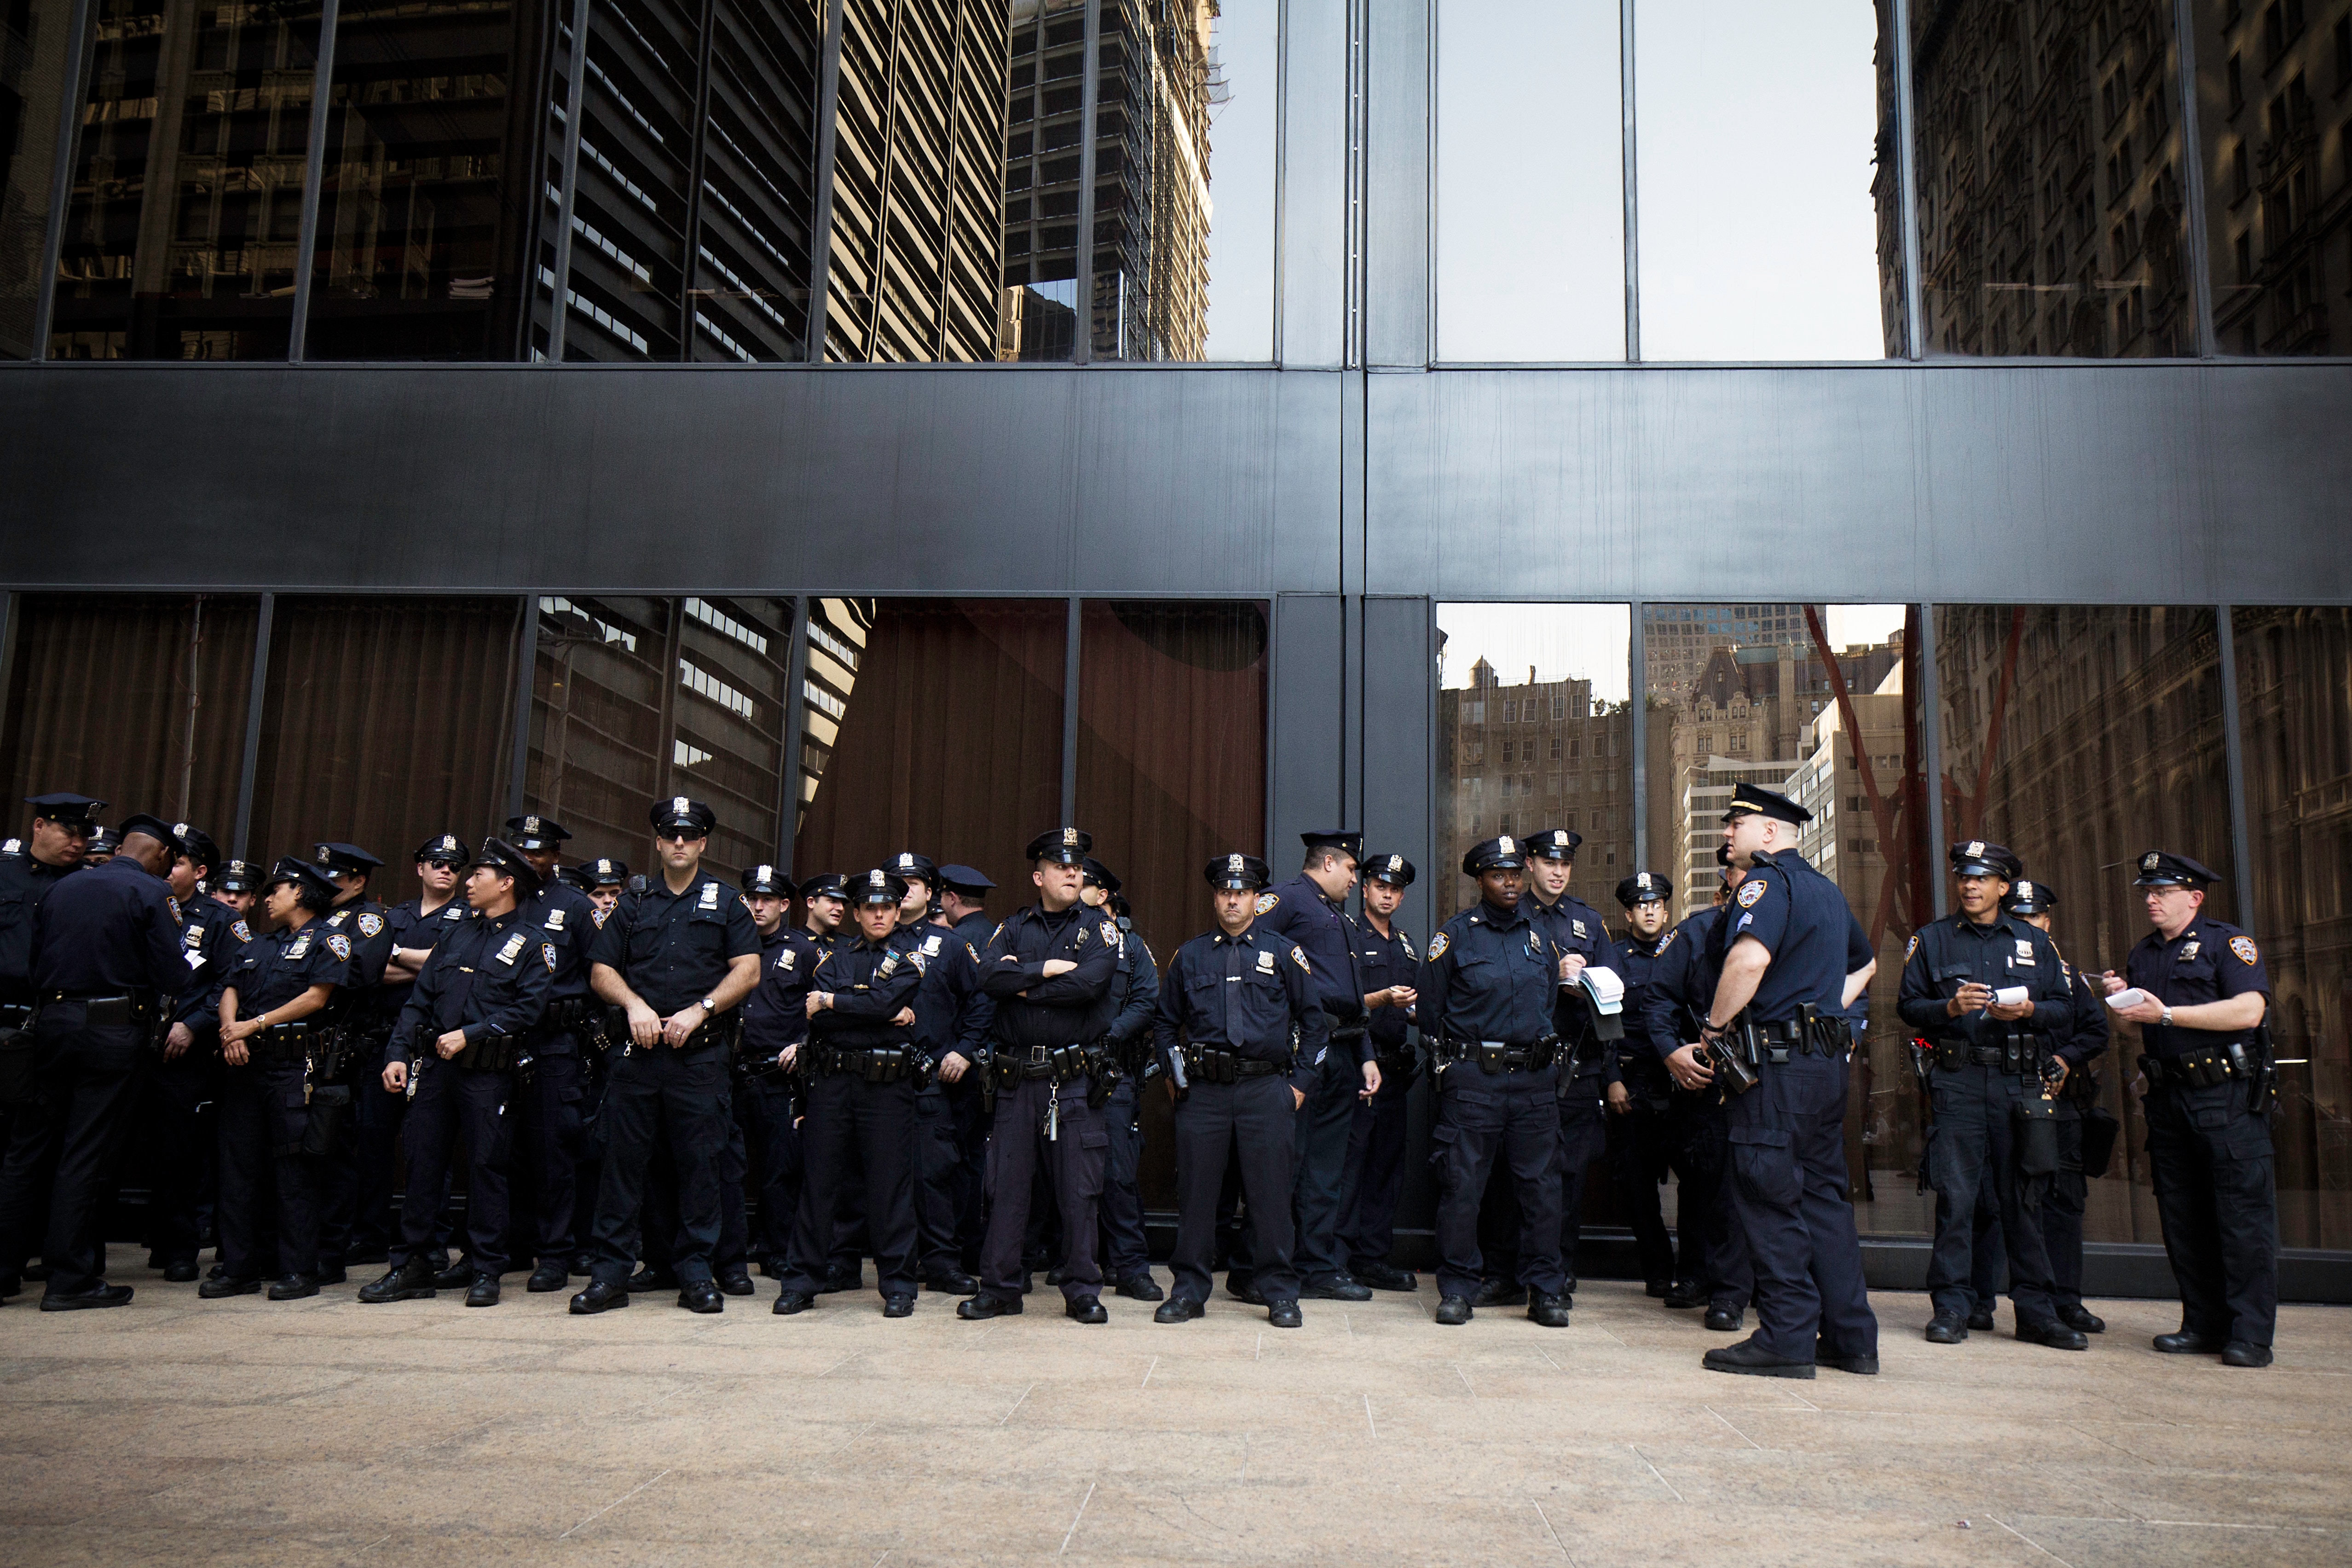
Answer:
[{"left": 0, "top": 0, "right": 77, "bottom": 356}]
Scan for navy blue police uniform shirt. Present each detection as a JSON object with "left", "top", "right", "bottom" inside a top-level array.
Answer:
[
  {"left": 742, "top": 926, "right": 825, "bottom": 1063},
  {"left": 1608, "top": 929, "right": 1676, "bottom": 1097},
  {"left": 29, "top": 855, "right": 185, "bottom": 997},
  {"left": 2054, "top": 953, "right": 2109, "bottom": 1071},
  {"left": 809, "top": 933, "right": 924, "bottom": 1051},
  {"left": 1526, "top": 889, "right": 1609, "bottom": 966},
  {"left": 524, "top": 879, "right": 601, "bottom": 1016},
  {"left": 1357, "top": 918, "right": 1419, "bottom": 1058},
  {"left": 977, "top": 903, "right": 1121, "bottom": 1051},
  {"left": 1107, "top": 917, "right": 1160, "bottom": 1054},
  {"left": 1254, "top": 874, "right": 1370, "bottom": 1049},
  {"left": 1153, "top": 924, "right": 1330, "bottom": 1095},
  {"left": 1635, "top": 907, "right": 1725, "bottom": 1062},
  {"left": 322, "top": 897, "right": 396, "bottom": 994},
  {"left": 2125, "top": 913, "right": 2271, "bottom": 1060},
  {"left": 377, "top": 894, "right": 467, "bottom": 1024},
  {"left": 225, "top": 920, "right": 346, "bottom": 1017},
  {"left": 588, "top": 870, "right": 762, "bottom": 1022},
  {"left": 174, "top": 891, "right": 250, "bottom": 1045},
  {"left": 1897, "top": 912, "right": 2072, "bottom": 1049},
  {"left": 389, "top": 904, "right": 554, "bottom": 1065},
  {"left": 892, "top": 921, "right": 962, "bottom": 1066},
  {"left": 1416, "top": 898, "right": 1568, "bottom": 1047},
  {"left": 0, "top": 843, "right": 75, "bottom": 996},
  {"left": 945, "top": 910, "right": 1000, "bottom": 1062},
  {"left": 1711, "top": 850, "right": 1867, "bottom": 1024}
]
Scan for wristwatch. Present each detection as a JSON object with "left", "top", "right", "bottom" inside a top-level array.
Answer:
[
  {"left": 699, "top": 995, "right": 717, "bottom": 1014},
  {"left": 2160, "top": 1007, "right": 2174, "bottom": 1028}
]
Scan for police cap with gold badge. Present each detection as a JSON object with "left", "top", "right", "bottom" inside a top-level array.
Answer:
[
  {"left": 1025, "top": 827, "right": 1092, "bottom": 865},
  {"left": 1364, "top": 853, "right": 1416, "bottom": 889},
  {"left": 1614, "top": 870, "right": 1672, "bottom": 908},
  {"left": 81, "top": 826, "right": 122, "bottom": 857},
  {"left": 506, "top": 814, "right": 573, "bottom": 851},
  {"left": 25, "top": 793, "right": 104, "bottom": 830},
  {"left": 1205, "top": 852, "right": 1271, "bottom": 891},
  {"left": 414, "top": 832, "right": 467, "bottom": 866},
  {"left": 2002, "top": 879, "right": 2055, "bottom": 916},
  {"left": 585, "top": 857, "right": 628, "bottom": 887},
  {"left": 649, "top": 796, "right": 716, "bottom": 836},
  {"left": 312, "top": 842, "right": 383, "bottom": 877},
  {"left": 266, "top": 856, "right": 338, "bottom": 899},
  {"left": 468, "top": 836, "right": 544, "bottom": 896},
  {"left": 2132, "top": 850, "right": 2218, "bottom": 888},
  {"left": 216, "top": 857, "right": 263, "bottom": 894},
  {"left": 1721, "top": 781, "right": 1812, "bottom": 825},
  {"left": 1081, "top": 856, "right": 1121, "bottom": 894},
  {"left": 116, "top": 813, "right": 179, "bottom": 849},
  {"left": 1461, "top": 834, "right": 1529, "bottom": 876},
  {"left": 555, "top": 865, "right": 592, "bottom": 892},
  {"left": 1300, "top": 828, "right": 1364, "bottom": 862},
  {"left": 851, "top": 868, "right": 909, "bottom": 906},
  {"left": 172, "top": 822, "right": 221, "bottom": 874},
  {"left": 1948, "top": 839, "right": 2023, "bottom": 879},
  {"left": 887, "top": 851, "right": 936, "bottom": 887},
  {"left": 798, "top": 871, "right": 849, "bottom": 902},
  {"left": 742, "top": 863, "right": 792, "bottom": 897},
  {"left": 936, "top": 864, "right": 995, "bottom": 897},
  {"left": 1526, "top": 827, "right": 1582, "bottom": 861}
]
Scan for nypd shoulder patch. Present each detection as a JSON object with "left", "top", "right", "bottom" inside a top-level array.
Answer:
[
  {"left": 1426, "top": 931, "right": 1450, "bottom": 961},
  {"left": 1255, "top": 892, "right": 1280, "bottom": 916},
  {"left": 1290, "top": 945, "right": 1311, "bottom": 972},
  {"left": 325, "top": 933, "right": 352, "bottom": 960},
  {"left": 1904, "top": 932, "right": 1920, "bottom": 961},
  {"left": 1736, "top": 881, "right": 1767, "bottom": 909},
  {"left": 2230, "top": 935, "right": 2260, "bottom": 966},
  {"left": 358, "top": 912, "right": 384, "bottom": 938},
  {"left": 543, "top": 943, "right": 559, "bottom": 972},
  {"left": 231, "top": 920, "right": 252, "bottom": 943},
  {"left": 1401, "top": 932, "right": 1418, "bottom": 960}
]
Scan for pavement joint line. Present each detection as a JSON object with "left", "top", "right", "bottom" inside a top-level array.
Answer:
[
  {"left": 1455, "top": 1362, "right": 1475, "bottom": 1396},
  {"left": 556, "top": 1466, "right": 669, "bottom": 1539},
  {"left": 1991, "top": 1514, "right": 2075, "bottom": 1568},
  {"left": 999, "top": 1381, "right": 1037, "bottom": 1424},
  {"left": 1141, "top": 1355, "right": 1157, "bottom": 1387},
  {"left": 1532, "top": 1499, "right": 1575, "bottom": 1562},
  {"left": 1629, "top": 1444, "right": 1683, "bottom": 1502},
  {"left": 1704, "top": 1405, "right": 1761, "bottom": 1448},
  {"left": 1363, "top": 1393, "right": 1376, "bottom": 1438},
  {"left": 1537, "top": 1347, "right": 1565, "bottom": 1372},
  {"left": 1057, "top": 1478, "right": 1097, "bottom": 1555},
  {"left": 819, "top": 1353, "right": 859, "bottom": 1377}
]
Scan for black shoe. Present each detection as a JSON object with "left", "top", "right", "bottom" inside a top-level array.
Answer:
[
  {"left": 957, "top": 1294, "right": 1019, "bottom": 1320},
  {"left": 162, "top": 1260, "right": 200, "bottom": 1284},
  {"left": 1267, "top": 1299, "right": 1302, "bottom": 1329},
  {"left": 1705, "top": 1306, "right": 1745, "bottom": 1332},
  {"left": 1662, "top": 1279, "right": 1707, "bottom": 1309},
  {"left": 1471, "top": 1279, "right": 1525, "bottom": 1308},
  {"left": 819, "top": 1267, "right": 860, "bottom": 1295},
  {"left": 772, "top": 1290, "right": 816, "bottom": 1315},
  {"left": 1301, "top": 1275, "right": 1373, "bottom": 1302},
  {"left": 758, "top": 1256, "right": 787, "bottom": 1280},
  {"left": 2057, "top": 1303, "right": 2106, "bottom": 1334},
  {"left": 1017, "top": 1273, "right": 1033, "bottom": 1295},
  {"left": 40, "top": 1284, "right": 134, "bottom": 1311},
  {"left": 1353, "top": 1261, "right": 1418, "bottom": 1291},
  {"left": 717, "top": 1270, "right": 756, "bottom": 1297},
  {"left": 1967, "top": 1303, "right": 1996, "bottom": 1331},
  {"left": 1225, "top": 1277, "right": 1266, "bottom": 1307},
  {"left": 526, "top": 1262, "right": 570, "bottom": 1294},
  {"left": 347, "top": 1246, "right": 390, "bottom": 1267},
  {"left": 677, "top": 1281, "right": 725, "bottom": 1314},
  {"left": 1154, "top": 1297, "right": 1205, "bottom": 1324},
  {"left": 1066, "top": 1296, "right": 1108, "bottom": 1324},
  {"left": 882, "top": 1294, "right": 915, "bottom": 1319},
  {"left": 356, "top": 1260, "right": 438, "bottom": 1304},
  {"left": 924, "top": 1270, "right": 980, "bottom": 1295},
  {"left": 1645, "top": 1280, "right": 1671, "bottom": 1299},
  {"left": 1046, "top": 1266, "right": 1068, "bottom": 1287},
  {"left": 315, "top": 1263, "right": 347, "bottom": 1287},
  {"left": 1115, "top": 1273, "right": 1164, "bottom": 1302},
  {"left": 1924, "top": 1312, "right": 1969, "bottom": 1344},
  {"left": 428, "top": 1260, "right": 472, "bottom": 1290},
  {"left": 267, "top": 1274, "right": 319, "bottom": 1301},
  {"left": 465, "top": 1273, "right": 501, "bottom": 1308},
  {"left": 2016, "top": 1319, "right": 2087, "bottom": 1351},
  {"left": 2153, "top": 1330, "right": 2225, "bottom": 1354},
  {"left": 628, "top": 1265, "right": 679, "bottom": 1293},
  {"left": 198, "top": 1274, "right": 261, "bottom": 1299},
  {"left": 1814, "top": 1342, "right": 1880, "bottom": 1375},
  {"left": 570, "top": 1258, "right": 594, "bottom": 1278},
  {"left": 1527, "top": 1292, "right": 1571, "bottom": 1329},
  {"left": 2221, "top": 1340, "right": 2274, "bottom": 1368},
  {"left": 1703, "top": 1338, "right": 1817, "bottom": 1379},
  {"left": 1434, "top": 1295, "right": 1473, "bottom": 1326},
  {"left": 570, "top": 1281, "right": 630, "bottom": 1315}
]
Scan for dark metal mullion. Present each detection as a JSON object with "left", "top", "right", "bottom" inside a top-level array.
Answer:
[
  {"left": 1060, "top": 595, "right": 1082, "bottom": 823},
  {"left": 1917, "top": 601, "right": 1947, "bottom": 922},
  {"left": 1618, "top": 0, "right": 1637, "bottom": 361},
  {"left": 677, "top": 0, "right": 720, "bottom": 360},
  {"left": 231, "top": 593, "right": 277, "bottom": 862},
  {"left": 286, "top": 0, "right": 343, "bottom": 363},
  {"left": 2215, "top": 605, "right": 2256, "bottom": 923},
  {"left": 505, "top": 596, "right": 539, "bottom": 820},
  {"left": 0, "top": 594, "right": 18, "bottom": 754},
  {"left": 775, "top": 595, "right": 809, "bottom": 859},
  {"left": 1891, "top": 0, "right": 1926, "bottom": 359},
  {"left": 1628, "top": 602, "right": 1647, "bottom": 868},
  {"left": 545, "top": 0, "right": 595, "bottom": 360},
  {"left": 28, "top": 0, "right": 96, "bottom": 359},
  {"left": 1271, "top": 0, "right": 1288, "bottom": 365},
  {"left": 803, "top": 0, "right": 846, "bottom": 362},
  {"left": 1070, "top": 0, "right": 1101, "bottom": 365},
  {"left": 2171, "top": 0, "right": 2219, "bottom": 357}
]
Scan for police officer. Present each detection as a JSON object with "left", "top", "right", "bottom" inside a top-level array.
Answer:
[
  {"left": 144, "top": 823, "right": 241, "bottom": 1281},
  {"left": 1677, "top": 783, "right": 1878, "bottom": 1378},
  {"left": 1080, "top": 859, "right": 1162, "bottom": 1301},
  {"left": 1638, "top": 850, "right": 1752, "bottom": 1331},
  {"left": 884, "top": 851, "right": 981, "bottom": 1295},
  {"left": 936, "top": 864, "right": 998, "bottom": 1274},
  {"left": 573, "top": 797, "right": 762, "bottom": 1315},
  {"left": 361, "top": 839, "right": 551, "bottom": 1308},
  {"left": 1606, "top": 871, "right": 1702, "bottom": 1302},
  {"left": 740, "top": 864, "right": 819, "bottom": 1277},
  {"left": 582, "top": 857, "right": 627, "bottom": 919},
  {"left": 801, "top": 872, "right": 849, "bottom": 949},
  {"left": 960, "top": 828, "right": 1122, "bottom": 1324},
  {"left": 214, "top": 859, "right": 262, "bottom": 917},
  {"left": 0, "top": 795, "right": 100, "bottom": 1139},
  {"left": 1418, "top": 836, "right": 1572, "bottom": 1328},
  {"left": 498, "top": 816, "right": 604, "bottom": 1292},
  {"left": 0, "top": 816, "right": 182, "bottom": 1308},
  {"left": 1151, "top": 854, "right": 1326, "bottom": 1327},
  {"left": 2003, "top": 878, "right": 2110, "bottom": 1335},
  {"left": 1899, "top": 842, "right": 2085, "bottom": 1351},
  {"left": 309, "top": 841, "right": 392, "bottom": 1282},
  {"left": 1337, "top": 852, "right": 1420, "bottom": 1291},
  {"left": 79, "top": 826, "right": 120, "bottom": 867},
  {"left": 2099, "top": 851, "right": 2277, "bottom": 1366},
  {"left": 774, "top": 868, "right": 926, "bottom": 1316},
  {"left": 1254, "top": 831, "right": 1381, "bottom": 1302},
  {"left": 202, "top": 858, "right": 344, "bottom": 1300}
]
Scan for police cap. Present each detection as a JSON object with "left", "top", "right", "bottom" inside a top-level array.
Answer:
[
  {"left": 82, "top": 826, "right": 122, "bottom": 856},
  {"left": 650, "top": 796, "right": 716, "bottom": 836},
  {"left": 1948, "top": 840, "right": 2023, "bottom": 879},
  {"left": 1462, "top": 835, "right": 1529, "bottom": 876},
  {"left": 116, "top": 814, "right": 178, "bottom": 850},
  {"left": 312, "top": 842, "right": 382, "bottom": 876},
  {"left": 1615, "top": 870, "right": 1672, "bottom": 908},
  {"left": 1364, "top": 853, "right": 1416, "bottom": 888},
  {"left": 1722, "top": 782, "right": 1811, "bottom": 826},
  {"left": 2003, "top": 879, "right": 2055, "bottom": 916},
  {"left": 555, "top": 865, "right": 592, "bottom": 892},
  {"left": 1526, "top": 828, "right": 1582, "bottom": 862},
  {"left": 888, "top": 851, "right": 937, "bottom": 886},
  {"left": 798, "top": 872, "right": 850, "bottom": 902},
  {"left": 742, "top": 863, "right": 792, "bottom": 897},
  {"left": 1025, "top": 827, "right": 1091, "bottom": 865},
  {"left": 506, "top": 814, "right": 573, "bottom": 851},
  {"left": 1205, "top": 852, "right": 1271, "bottom": 891},
  {"left": 2132, "top": 850, "right": 2218, "bottom": 888},
  {"left": 25, "top": 793, "right": 104, "bottom": 828},
  {"left": 852, "top": 868, "right": 909, "bottom": 906},
  {"left": 216, "top": 858, "right": 263, "bottom": 893},
  {"left": 1081, "top": 857, "right": 1121, "bottom": 894},
  {"left": 936, "top": 864, "right": 995, "bottom": 896},
  {"left": 585, "top": 857, "right": 628, "bottom": 887},
  {"left": 266, "top": 856, "right": 338, "bottom": 899},
  {"left": 172, "top": 823, "right": 221, "bottom": 874},
  {"left": 468, "top": 837, "right": 544, "bottom": 896},
  {"left": 1300, "top": 829, "right": 1364, "bottom": 862},
  {"left": 415, "top": 832, "right": 467, "bottom": 865}
]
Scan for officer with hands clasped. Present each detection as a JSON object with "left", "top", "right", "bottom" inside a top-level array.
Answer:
[
  {"left": 146, "top": 823, "right": 241, "bottom": 1283},
  {"left": 736, "top": 862, "right": 815, "bottom": 1281},
  {"left": 1338, "top": 852, "right": 1420, "bottom": 1292},
  {"left": 2001, "top": 879, "right": 2110, "bottom": 1334},
  {"left": 360, "top": 839, "right": 551, "bottom": 1308},
  {"left": 1899, "top": 842, "right": 2085, "bottom": 1351},
  {"left": 1150, "top": 853, "right": 1326, "bottom": 1328},
  {"left": 1418, "top": 835, "right": 1573, "bottom": 1329},
  {"left": 2100, "top": 851, "right": 2277, "bottom": 1367}
]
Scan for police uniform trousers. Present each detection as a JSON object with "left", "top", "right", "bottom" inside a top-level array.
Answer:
[
  {"left": 1723, "top": 1047, "right": 1877, "bottom": 1362},
  {"left": 2043, "top": 1112, "right": 2089, "bottom": 1312},
  {"left": 1171, "top": 1074, "right": 1299, "bottom": 1304},
  {"left": 1289, "top": 1035, "right": 1360, "bottom": 1285},
  {"left": 1968, "top": 1165, "right": 2006, "bottom": 1307},
  {"left": 1480, "top": 1062, "right": 1605, "bottom": 1291},
  {"left": 953, "top": 1081, "right": 989, "bottom": 1272},
  {"left": 1670, "top": 1091, "right": 1750, "bottom": 1311},
  {"left": 1605, "top": 1094, "right": 1677, "bottom": 1290},
  {"left": 2144, "top": 1074, "right": 2278, "bottom": 1347},
  {"left": 350, "top": 1033, "right": 406, "bottom": 1259},
  {"left": 914, "top": 1083, "right": 967, "bottom": 1281},
  {"left": 1337, "top": 1059, "right": 1414, "bottom": 1275},
  {"left": 312, "top": 1029, "right": 385, "bottom": 1270},
  {"left": 1433, "top": 1063, "right": 1567, "bottom": 1301},
  {"left": 1095, "top": 1079, "right": 1150, "bottom": 1284},
  {"left": 587, "top": 1042, "right": 730, "bottom": 1288},
  {"left": 0, "top": 1010, "right": 145, "bottom": 1296},
  {"left": 977, "top": 1076, "right": 1107, "bottom": 1306},
  {"left": 216, "top": 1057, "right": 324, "bottom": 1280},
  {"left": 507, "top": 1037, "right": 589, "bottom": 1267},
  {"left": 780, "top": 1067, "right": 918, "bottom": 1297},
  {"left": 1925, "top": 1064, "right": 2060, "bottom": 1326},
  {"left": 137, "top": 1045, "right": 219, "bottom": 1266},
  {"left": 640, "top": 1085, "right": 752, "bottom": 1278},
  {"left": 735, "top": 1068, "right": 800, "bottom": 1266},
  {"left": 395, "top": 1058, "right": 514, "bottom": 1274}
]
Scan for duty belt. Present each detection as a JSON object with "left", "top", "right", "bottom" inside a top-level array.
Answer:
[
  {"left": 38, "top": 990, "right": 160, "bottom": 1028},
  {"left": 817, "top": 1043, "right": 915, "bottom": 1082},
  {"left": 538, "top": 995, "right": 596, "bottom": 1033},
  {"left": 1180, "top": 1045, "right": 1286, "bottom": 1084},
  {"left": 2142, "top": 1045, "right": 2247, "bottom": 1091},
  {"left": 994, "top": 1041, "right": 1086, "bottom": 1083},
  {"left": 456, "top": 1033, "right": 525, "bottom": 1072},
  {"left": 247, "top": 1021, "right": 315, "bottom": 1062},
  {"left": 1438, "top": 1037, "right": 1556, "bottom": 1073}
]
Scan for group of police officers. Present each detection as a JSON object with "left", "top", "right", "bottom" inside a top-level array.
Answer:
[{"left": 0, "top": 775, "right": 2282, "bottom": 1374}]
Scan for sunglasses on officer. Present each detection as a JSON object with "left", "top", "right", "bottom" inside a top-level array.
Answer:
[{"left": 655, "top": 828, "right": 707, "bottom": 844}]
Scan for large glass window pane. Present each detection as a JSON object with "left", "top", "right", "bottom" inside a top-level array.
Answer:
[
  {"left": 2196, "top": 3, "right": 2350, "bottom": 353},
  {"left": 689, "top": 0, "right": 824, "bottom": 361},
  {"left": 0, "top": 594, "right": 259, "bottom": 833},
  {"left": 49, "top": 0, "right": 324, "bottom": 359},
  {"left": 1936, "top": 606, "right": 2234, "bottom": 1247},
  {"left": 1434, "top": 0, "right": 1624, "bottom": 362},
  {"left": 0, "top": 0, "right": 76, "bottom": 356},
  {"left": 530, "top": 594, "right": 674, "bottom": 862},
  {"left": 793, "top": 598, "right": 1064, "bottom": 900},
  {"left": 2230, "top": 608, "right": 2350, "bottom": 1248},
  {"left": 301, "top": 0, "right": 551, "bottom": 361},
  {"left": 996, "top": 0, "right": 1084, "bottom": 360},
  {"left": 1634, "top": 0, "right": 1897, "bottom": 359},
  {"left": 1913, "top": 1, "right": 2194, "bottom": 357},
  {"left": 670, "top": 595, "right": 794, "bottom": 879},
  {"left": 248, "top": 597, "right": 523, "bottom": 874}
]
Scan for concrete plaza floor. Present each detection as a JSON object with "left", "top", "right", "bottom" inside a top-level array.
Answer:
[{"left": 2, "top": 1245, "right": 2347, "bottom": 1566}]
